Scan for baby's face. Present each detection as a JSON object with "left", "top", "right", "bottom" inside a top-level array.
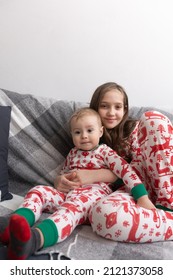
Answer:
[{"left": 71, "top": 115, "right": 103, "bottom": 151}]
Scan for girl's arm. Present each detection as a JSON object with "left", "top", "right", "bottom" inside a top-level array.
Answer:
[
  {"left": 75, "top": 169, "right": 117, "bottom": 185},
  {"left": 54, "top": 169, "right": 117, "bottom": 192}
]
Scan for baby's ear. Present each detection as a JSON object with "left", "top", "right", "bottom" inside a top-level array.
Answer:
[{"left": 100, "top": 126, "right": 104, "bottom": 137}]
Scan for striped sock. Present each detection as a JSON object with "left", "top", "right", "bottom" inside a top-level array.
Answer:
[
  {"left": 0, "top": 215, "right": 10, "bottom": 244},
  {"left": 0, "top": 208, "right": 35, "bottom": 245}
]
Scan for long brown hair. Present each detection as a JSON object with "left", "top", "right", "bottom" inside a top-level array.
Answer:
[{"left": 90, "top": 82, "right": 137, "bottom": 160}]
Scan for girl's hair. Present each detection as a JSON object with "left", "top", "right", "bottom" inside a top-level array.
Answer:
[{"left": 90, "top": 82, "right": 137, "bottom": 160}]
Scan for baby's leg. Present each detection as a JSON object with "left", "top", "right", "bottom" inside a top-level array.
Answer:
[
  {"left": 1, "top": 185, "right": 66, "bottom": 245},
  {"left": 47, "top": 184, "right": 110, "bottom": 243}
]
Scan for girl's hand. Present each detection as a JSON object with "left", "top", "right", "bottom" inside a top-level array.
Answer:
[{"left": 137, "top": 195, "right": 156, "bottom": 210}]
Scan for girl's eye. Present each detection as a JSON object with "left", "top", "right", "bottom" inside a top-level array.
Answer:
[
  {"left": 87, "top": 129, "right": 93, "bottom": 133},
  {"left": 99, "top": 104, "right": 107, "bottom": 108},
  {"left": 115, "top": 105, "right": 123, "bottom": 110}
]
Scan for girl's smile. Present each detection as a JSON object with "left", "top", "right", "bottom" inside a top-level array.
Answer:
[{"left": 98, "top": 89, "right": 125, "bottom": 129}]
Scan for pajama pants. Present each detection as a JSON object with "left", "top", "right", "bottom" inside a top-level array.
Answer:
[
  {"left": 19, "top": 183, "right": 112, "bottom": 243},
  {"left": 90, "top": 111, "right": 173, "bottom": 243}
]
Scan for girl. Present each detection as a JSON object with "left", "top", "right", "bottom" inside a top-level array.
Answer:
[{"left": 56, "top": 82, "right": 173, "bottom": 243}]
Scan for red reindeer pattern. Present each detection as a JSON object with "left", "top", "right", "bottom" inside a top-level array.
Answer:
[
  {"left": 125, "top": 208, "right": 146, "bottom": 242},
  {"left": 149, "top": 136, "right": 171, "bottom": 157},
  {"left": 138, "top": 126, "right": 148, "bottom": 145},
  {"left": 120, "top": 163, "right": 129, "bottom": 178},
  {"left": 156, "top": 162, "right": 173, "bottom": 177},
  {"left": 62, "top": 203, "right": 82, "bottom": 214}
]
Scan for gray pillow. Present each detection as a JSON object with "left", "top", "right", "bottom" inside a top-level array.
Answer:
[{"left": 0, "top": 106, "right": 13, "bottom": 201}]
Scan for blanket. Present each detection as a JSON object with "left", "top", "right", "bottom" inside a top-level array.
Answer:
[
  {"left": 1, "top": 88, "right": 173, "bottom": 260},
  {"left": 0, "top": 89, "right": 85, "bottom": 196}
]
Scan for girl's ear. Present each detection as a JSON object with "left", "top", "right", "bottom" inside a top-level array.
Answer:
[
  {"left": 100, "top": 126, "right": 104, "bottom": 137},
  {"left": 124, "top": 105, "right": 128, "bottom": 114}
]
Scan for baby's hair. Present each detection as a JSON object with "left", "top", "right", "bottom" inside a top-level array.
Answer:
[{"left": 70, "top": 107, "right": 102, "bottom": 128}]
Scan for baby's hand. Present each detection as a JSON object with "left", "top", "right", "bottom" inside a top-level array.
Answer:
[{"left": 54, "top": 172, "right": 81, "bottom": 193}]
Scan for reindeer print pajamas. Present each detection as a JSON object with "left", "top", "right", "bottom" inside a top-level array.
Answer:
[
  {"left": 91, "top": 111, "right": 173, "bottom": 242},
  {"left": 18, "top": 144, "right": 145, "bottom": 243}
]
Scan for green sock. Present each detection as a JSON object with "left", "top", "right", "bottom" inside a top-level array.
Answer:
[
  {"left": 14, "top": 208, "right": 35, "bottom": 226},
  {"left": 36, "top": 219, "right": 58, "bottom": 248}
]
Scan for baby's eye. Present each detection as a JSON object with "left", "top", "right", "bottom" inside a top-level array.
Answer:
[
  {"left": 74, "top": 130, "right": 80, "bottom": 135},
  {"left": 87, "top": 129, "right": 93, "bottom": 133}
]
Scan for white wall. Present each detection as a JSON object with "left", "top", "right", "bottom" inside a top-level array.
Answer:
[{"left": 0, "top": 0, "right": 173, "bottom": 109}]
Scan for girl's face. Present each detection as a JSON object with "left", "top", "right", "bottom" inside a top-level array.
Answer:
[{"left": 98, "top": 89, "right": 125, "bottom": 129}]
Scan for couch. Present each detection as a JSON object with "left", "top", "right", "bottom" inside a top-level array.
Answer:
[{"left": 1, "top": 88, "right": 173, "bottom": 260}]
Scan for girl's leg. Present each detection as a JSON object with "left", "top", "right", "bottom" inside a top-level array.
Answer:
[
  {"left": 90, "top": 189, "right": 173, "bottom": 243},
  {"left": 136, "top": 111, "right": 173, "bottom": 210}
]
